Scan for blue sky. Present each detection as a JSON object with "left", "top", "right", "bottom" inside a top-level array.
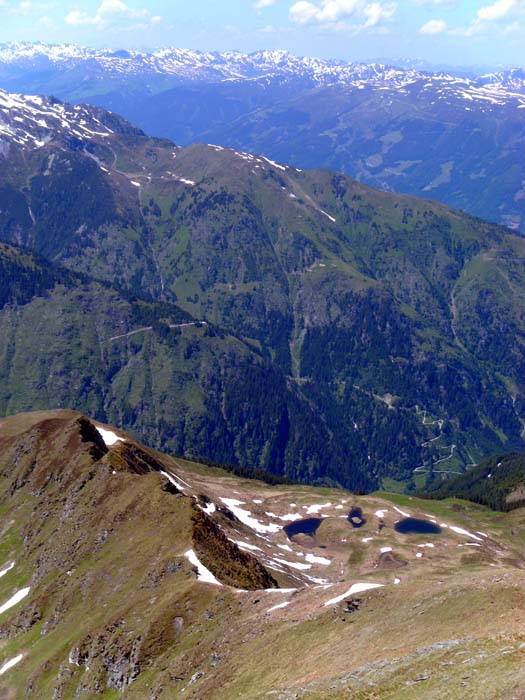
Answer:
[{"left": 1, "top": 0, "right": 524, "bottom": 66}]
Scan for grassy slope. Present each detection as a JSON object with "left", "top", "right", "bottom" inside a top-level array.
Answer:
[{"left": 0, "top": 410, "right": 524, "bottom": 699}]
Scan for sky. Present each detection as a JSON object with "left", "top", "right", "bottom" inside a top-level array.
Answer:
[{"left": 1, "top": 0, "right": 524, "bottom": 67}]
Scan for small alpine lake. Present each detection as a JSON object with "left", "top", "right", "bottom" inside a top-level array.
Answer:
[
  {"left": 394, "top": 517, "right": 442, "bottom": 535},
  {"left": 283, "top": 517, "right": 323, "bottom": 539},
  {"left": 347, "top": 507, "right": 366, "bottom": 528}
]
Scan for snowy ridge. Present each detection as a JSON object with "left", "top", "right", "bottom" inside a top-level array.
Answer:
[
  {"left": 0, "top": 42, "right": 421, "bottom": 85},
  {"left": 0, "top": 43, "right": 524, "bottom": 107},
  {"left": 0, "top": 88, "right": 115, "bottom": 148}
]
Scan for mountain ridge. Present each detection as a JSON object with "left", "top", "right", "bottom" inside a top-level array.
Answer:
[
  {"left": 1, "top": 42, "right": 524, "bottom": 93},
  {"left": 1, "top": 409, "right": 525, "bottom": 699},
  {"left": 0, "top": 87, "right": 524, "bottom": 490},
  {"left": 2, "top": 42, "right": 524, "bottom": 232}
]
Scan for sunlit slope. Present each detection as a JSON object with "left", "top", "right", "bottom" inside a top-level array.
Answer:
[{"left": 0, "top": 410, "right": 524, "bottom": 699}]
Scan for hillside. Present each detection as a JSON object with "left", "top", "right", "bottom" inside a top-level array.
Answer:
[
  {"left": 0, "top": 410, "right": 525, "bottom": 699},
  {"left": 1, "top": 43, "right": 525, "bottom": 231},
  {"left": 424, "top": 451, "right": 525, "bottom": 512},
  {"left": 0, "top": 87, "right": 525, "bottom": 489},
  {"left": 0, "top": 241, "right": 360, "bottom": 489}
]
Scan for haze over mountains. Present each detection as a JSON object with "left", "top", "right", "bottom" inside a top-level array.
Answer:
[
  {"left": 0, "top": 86, "right": 524, "bottom": 492},
  {"left": 1, "top": 43, "right": 525, "bottom": 232}
]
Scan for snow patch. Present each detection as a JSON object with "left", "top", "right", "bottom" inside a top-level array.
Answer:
[
  {"left": 305, "top": 553, "right": 331, "bottom": 565},
  {"left": 448, "top": 526, "right": 483, "bottom": 542},
  {"left": 96, "top": 427, "right": 124, "bottom": 447},
  {"left": 277, "top": 513, "right": 303, "bottom": 522},
  {"left": 375, "top": 510, "right": 387, "bottom": 518},
  {"left": 393, "top": 506, "right": 410, "bottom": 517},
  {"left": 0, "top": 587, "right": 30, "bottom": 615},
  {"left": 0, "top": 654, "right": 23, "bottom": 676},
  {"left": 278, "top": 544, "right": 293, "bottom": 552},
  {"left": 160, "top": 470, "right": 187, "bottom": 491},
  {"left": 232, "top": 540, "right": 263, "bottom": 552},
  {"left": 304, "top": 502, "right": 331, "bottom": 514},
  {"left": 324, "top": 582, "right": 384, "bottom": 606},
  {"left": 184, "top": 549, "right": 222, "bottom": 585},
  {"left": 304, "top": 575, "right": 330, "bottom": 584},
  {"left": 380, "top": 547, "right": 392, "bottom": 553},
  {"left": 262, "top": 156, "right": 286, "bottom": 171},
  {"left": 267, "top": 601, "right": 290, "bottom": 612},
  {"left": 319, "top": 209, "right": 336, "bottom": 223},
  {"left": 220, "top": 498, "right": 281, "bottom": 534},
  {"left": 274, "top": 558, "right": 311, "bottom": 571},
  {"left": 0, "top": 562, "right": 14, "bottom": 579}
]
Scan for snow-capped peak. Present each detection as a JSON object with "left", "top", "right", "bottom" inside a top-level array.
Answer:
[
  {"left": 0, "top": 89, "right": 115, "bottom": 149},
  {"left": 0, "top": 43, "right": 523, "bottom": 109}
]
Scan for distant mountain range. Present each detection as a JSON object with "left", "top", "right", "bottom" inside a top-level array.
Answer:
[
  {"left": 0, "top": 87, "right": 524, "bottom": 490},
  {"left": 1, "top": 43, "right": 524, "bottom": 233},
  {"left": 1, "top": 42, "right": 524, "bottom": 90}
]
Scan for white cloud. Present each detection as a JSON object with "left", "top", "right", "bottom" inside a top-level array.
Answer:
[
  {"left": 65, "top": 0, "right": 159, "bottom": 28},
  {"left": 476, "top": 0, "right": 515, "bottom": 21},
  {"left": 255, "top": 0, "right": 276, "bottom": 7},
  {"left": 66, "top": 9, "right": 97, "bottom": 25},
  {"left": 455, "top": 0, "right": 519, "bottom": 36},
  {"left": 363, "top": 1, "right": 396, "bottom": 26},
  {"left": 289, "top": 0, "right": 397, "bottom": 27},
  {"left": 419, "top": 18, "right": 447, "bottom": 33}
]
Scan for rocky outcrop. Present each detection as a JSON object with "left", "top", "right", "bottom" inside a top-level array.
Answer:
[{"left": 191, "top": 507, "right": 278, "bottom": 590}]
